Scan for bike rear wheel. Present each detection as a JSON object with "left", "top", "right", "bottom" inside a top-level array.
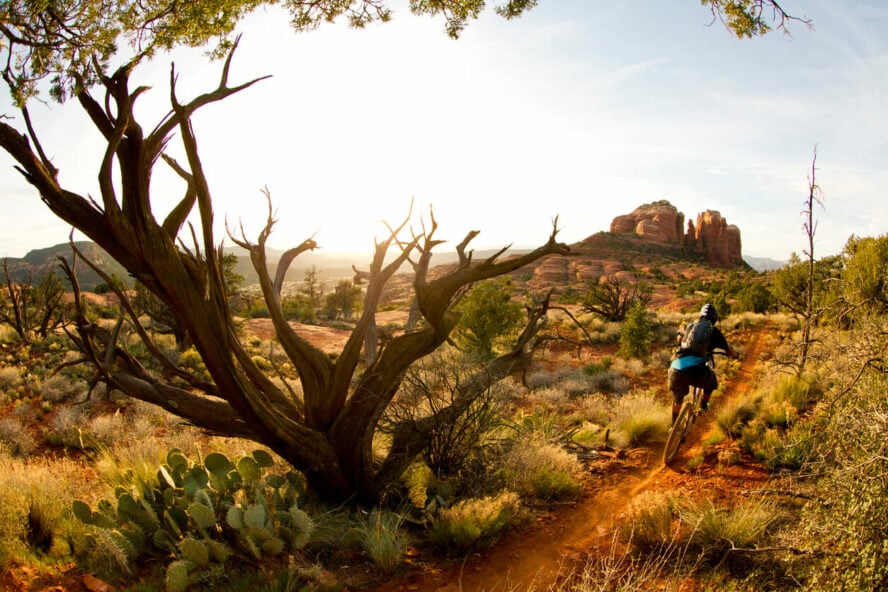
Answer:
[{"left": 663, "top": 400, "right": 696, "bottom": 465}]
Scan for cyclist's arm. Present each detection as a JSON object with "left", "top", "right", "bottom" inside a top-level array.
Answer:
[{"left": 710, "top": 328, "right": 739, "bottom": 359}]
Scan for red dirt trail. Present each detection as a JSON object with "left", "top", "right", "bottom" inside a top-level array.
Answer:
[{"left": 369, "top": 325, "right": 771, "bottom": 592}]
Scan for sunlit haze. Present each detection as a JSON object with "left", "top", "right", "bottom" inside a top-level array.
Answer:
[{"left": 1, "top": 0, "right": 886, "bottom": 263}]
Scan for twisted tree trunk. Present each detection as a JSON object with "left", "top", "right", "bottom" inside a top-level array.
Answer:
[{"left": 0, "top": 44, "right": 569, "bottom": 504}]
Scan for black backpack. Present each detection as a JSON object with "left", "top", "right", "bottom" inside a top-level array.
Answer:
[{"left": 680, "top": 319, "right": 713, "bottom": 356}]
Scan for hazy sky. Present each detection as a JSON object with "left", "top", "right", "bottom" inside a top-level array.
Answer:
[{"left": 1, "top": 0, "right": 886, "bottom": 263}]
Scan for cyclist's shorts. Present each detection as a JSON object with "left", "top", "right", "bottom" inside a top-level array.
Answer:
[{"left": 668, "top": 364, "right": 718, "bottom": 403}]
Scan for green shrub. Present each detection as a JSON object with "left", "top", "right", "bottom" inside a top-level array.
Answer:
[
  {"left": 177, "top": 348, "right": 211, "bottom": 381},
  {"left": 583, "top": 356, "right": 613, "bottom": 376},
  {"left": 428, "top": 492, "right": 522, "bottom": 551},
  {"left": 39, "top": 373, "right": 85, "bottom": 403},
  {"left": 618, "top": 301, "right": 653, "bottom": 360},
  {"left": 768, "top": 374, "right": 814, "bottom": 410},
  {"left": 685, "top": 454, "right": 705, "bottom": 472}
]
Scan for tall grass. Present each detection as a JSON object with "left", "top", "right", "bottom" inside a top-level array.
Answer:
[
  {"left": 502, "top": 438, "right": 582, "bottom": 501},
  {"left": 0, "top": 450, "right": 91, "bottom": 566},
  {"left": 428, "top": 492, "right": 523, "bottom": 551},
  {"left": 679, "top": 497, "right": 775, "bottom": 562},
  {"left": 356, "top": 509, "right": 410, "bottom": 573},
  {"left": 609, "top": 390, "right": 670, "bottom": 446}
]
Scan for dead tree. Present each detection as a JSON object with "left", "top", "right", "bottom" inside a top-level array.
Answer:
[
  {"left": 581, "top": 274, "right": 651, "bottom": 322},
  {"left": 0, "top": 43, "right": 569, "bottom": 504}
]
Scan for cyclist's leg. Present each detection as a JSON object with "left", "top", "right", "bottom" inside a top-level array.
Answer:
[
  {"left": 699, "top": 366, "right": 719, "bottom": 410},
  {"left": 667, "top": 367, "right": 690, "bottom": 424}
]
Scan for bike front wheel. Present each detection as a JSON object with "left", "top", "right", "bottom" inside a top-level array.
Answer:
[{"left": 663, "top": 401, "right": 695, "bottom": 465}]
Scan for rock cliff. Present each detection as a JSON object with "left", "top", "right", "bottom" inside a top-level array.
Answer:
[{"left": 610, "top": 200, "right": 743, "bottom": 268}]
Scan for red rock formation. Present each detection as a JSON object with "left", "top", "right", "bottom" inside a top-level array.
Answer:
[
  {"left": 692, "top": 210, "right": 743, "bottom": 267},
  {"left": 609, "top": 200, "right": 684, "bottom": 244},
  {"left": 609, "top": 201, "right": 743, "bottom": 268}
]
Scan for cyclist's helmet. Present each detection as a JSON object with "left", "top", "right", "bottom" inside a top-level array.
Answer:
[{"left": 700, "top": 303, "right": 719, "bottom": 323}]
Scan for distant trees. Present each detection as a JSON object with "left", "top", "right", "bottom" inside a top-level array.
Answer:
[
  {"left": 840, "top": 235, "right": 888, "bottom": 316},
  {"left": 0, "top": 259, "right": 65, "bottom": 343},
  {"left": 323, "top": 279, "right": 362, "bottom": 320}
]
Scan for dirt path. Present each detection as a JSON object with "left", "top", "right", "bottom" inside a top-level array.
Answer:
[{"left": 370, "top": 325, "right": 771, "bottom": 592}]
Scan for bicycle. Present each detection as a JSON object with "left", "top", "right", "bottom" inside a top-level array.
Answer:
[{"left": 662, "top": 351, "right": 725, "bottom": 465}]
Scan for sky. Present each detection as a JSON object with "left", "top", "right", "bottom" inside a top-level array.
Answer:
[{"left": 1, "top": 0, "right": 886, "bottom": 264}]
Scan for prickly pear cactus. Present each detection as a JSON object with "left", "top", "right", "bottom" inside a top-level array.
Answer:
[{"left": 72, "top": 447, "right": 308, "bottom": 582}]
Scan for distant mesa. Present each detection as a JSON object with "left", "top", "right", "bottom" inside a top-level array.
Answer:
[{"left": 609, "top": 200, "right": 743, "bottom": 268}]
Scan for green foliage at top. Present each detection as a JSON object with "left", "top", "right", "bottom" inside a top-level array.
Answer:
[
  {"left": 454, "top": 277, "right": 524, "bottom": 357},
  {"left": 0, "top": 0, "right": 541, "bottom": 103},
  {"left": 700, "top": 0, "right": 811, "bottom": 39}
]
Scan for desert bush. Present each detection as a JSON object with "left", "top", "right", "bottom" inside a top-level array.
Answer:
[
  {"left": 0, "top": 366, "right": 22, "bottom": 391},
  {"left": 581, "top": 318, "right": 622, "bottom": 344},
  {"left": 768, "top": 374, "right": 815, "bottom": 410},
  {"left": 609, "top": 391, "right": 670, "bottom": 446},
  {"left": 551, "top": 369, "right": 597, "bottom": 399},
  {"left": 586, "top": 369, "right": 630, "bottom": 395},
  {"left": 0, "top": 417, "right": 37, "bottom": 457},
  {"left": 87, "top": 413, "right": 129, "bottom": 449},
  {"left": 523, "top": 385, "right": 570, "bottom": 406},
  {"left": 612, "top": 357, "right": 646, "bottom": 376},
  {"left": 356, "top": 509, "right": 410, "bottom": 573},
  {"left": 428, "top": 492, "right": 522, "bottom": 551},
  {"left": 502, "top": 438, "right": 582, "bottom": 502},
  {"left": 621, "top": 491, "right": 678, "bottom": 553},
  {"left": 39, "top": 373, "right": 86, "bottom": 403},
  {"left": 43, "top": 406, "right": 89, "bottom": 449},
  {"left": 685, "top": 454, "right": 705, "bottom": 472},
  {"left": 583, "top": 356, "right": 613, "bottom": 376},
  {"left": 524, "top": 368, "right": 557, "bottom": 390},
  {"left": 572, "top": 393, "right": 612, "bottom": 426},
  {"left": 176, "top": 347, "right": 211, "bottom": 381}
]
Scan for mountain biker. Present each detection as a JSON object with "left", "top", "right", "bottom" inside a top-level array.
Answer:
[{"left": 667, "top": 303, "right": 738, "bottom": 424}]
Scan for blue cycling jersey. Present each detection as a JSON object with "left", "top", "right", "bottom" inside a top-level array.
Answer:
[{"left": 670, "top": 354, "right": 706, "bottom": 370}]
